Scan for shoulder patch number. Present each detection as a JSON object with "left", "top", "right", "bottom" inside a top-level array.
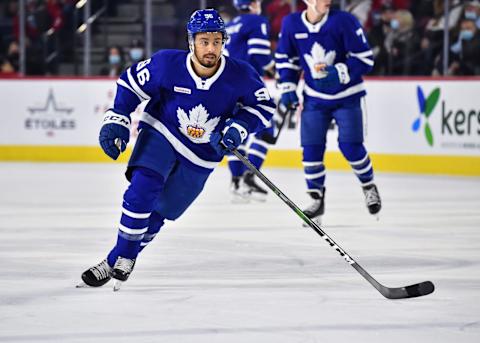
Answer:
[
  {"left": 356, "top": 28, "right": 367, "bottom": 44},
  {"left": 261, "top": 23, "right": 267, "bottom": 36},
  {"left": 136, "top": 58, "right": 152, "bottom": 86},
  {"left": 254, "top": 87, "right": 271, "bottom": 102}
]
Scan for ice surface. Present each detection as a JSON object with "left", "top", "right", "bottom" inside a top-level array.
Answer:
[{"left": 0, "top": 163, "right": 479, "bottom": 342}]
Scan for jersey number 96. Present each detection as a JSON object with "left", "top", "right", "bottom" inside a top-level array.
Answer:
[{"left": 136, "top": 59, "right": 151, "bottom": 86}]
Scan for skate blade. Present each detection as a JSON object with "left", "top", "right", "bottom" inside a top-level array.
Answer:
[
  {"left": 373, "top": 214, "right": 380, "bottom": 221},
  {"left": 76, "top": 282, "right": 90, "bottom": 288},
  {"left": 113, "top": 279, "right": 123, "bottom": 292}
]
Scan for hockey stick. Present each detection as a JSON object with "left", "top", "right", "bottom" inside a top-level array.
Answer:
[
  {"left": 231, "top": 148, "right": 435, "bottom": 299},
  {"left": 260, "top": 104, "right": 293, "bottom": 145}
]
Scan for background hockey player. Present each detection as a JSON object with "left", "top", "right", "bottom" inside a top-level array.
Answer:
[
  {"left": 224, "top": 0, "right": 276, "bottom": 202},
  {"left": 79, "top": 8, "right": 275, "bottom": 290},
  {"left": 275, "top": 0, "right": 381, "bottom": 224}
]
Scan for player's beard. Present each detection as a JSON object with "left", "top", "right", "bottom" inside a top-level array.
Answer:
[{"left": 196, "top": 52, "right": 219, "bottom": 69}]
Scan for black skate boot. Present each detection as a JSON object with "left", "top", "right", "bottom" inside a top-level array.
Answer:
[
  {"left": 78, "top": 259, "right": 112, "bottom": 288},
  {"left": 111, "top": 257, "right": 136, "bottom": 291},
  {"left": 230, "top": 176, "right": 251, "bottom": 203},
  {"left": 303, "top": 188, "right": 325, "bottom": 226},
  {"left": 243, "top": 171, "right": 267, "bottom": 202},
  {"left": 362, "top": 183, "right": 382, "bottom": 216}
]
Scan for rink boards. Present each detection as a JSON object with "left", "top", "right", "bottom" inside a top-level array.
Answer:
[{"left": 0, "top": 77, "right": 479, "bottom": 176}]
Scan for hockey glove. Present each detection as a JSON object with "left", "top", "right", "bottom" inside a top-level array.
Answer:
[
  {"left": 99, "top": 109, "right": 131, "bottom": 160},
  {"left": 210, "top": 119, "right": 248, "bottom": 155},
  {"left": 279, "top": 82, "right": 299, "bottom": 111},
  {"left": 313, "top": 63, "right": 350, "bottom": 91}
]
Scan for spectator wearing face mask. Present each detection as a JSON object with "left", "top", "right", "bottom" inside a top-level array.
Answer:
[
  {"left": 464, "top": 0, "right": 480, "bottom": 29},
  {"left": 128, "top": 39, "right": 145, "bottom": 65},
  {"left": 448, "top": 18, "right": 480, "bottom": 75},
  {"left": 100, "top": 45, "right": 125, "bottom": 77},
  {"left": 384, "top": 9, "right": 420, "bottom": 74}
]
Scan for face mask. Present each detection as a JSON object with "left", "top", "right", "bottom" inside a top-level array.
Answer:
[
  {"left": 109, "top": 55, "right": 121, "bottom": 65},
  {"left": 390, "top": 19, "right": 400, "bottom": 30},
  {"left": 465, "top": 11, "right": 477, "bottom": 20},
  {"left": 130, "top": 48, "right": 144, "bottom": 62},
  {"left": 460, "top": 29, "right": 475, "bottom": 41}
]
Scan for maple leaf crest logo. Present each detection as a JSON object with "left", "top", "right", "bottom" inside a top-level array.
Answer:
[
  {"left": 177, "top": 104, "right": 220, "bottom": 144},
  {"left": 304, "top": 42, "right": 336, "bottom": 78}
]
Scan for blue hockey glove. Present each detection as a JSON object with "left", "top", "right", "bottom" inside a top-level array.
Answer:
[
  {"left": 99, "top": 110, "right": 131, "bottom": 160},
  {"left": 313, "top": 63, "right": 350, "bottom": 91},
  {"left": 279, "top": 82, "right": 299, "bottom": 110},
  {"left": 210, "top": 119, "right": 248, "bottom": 155}
]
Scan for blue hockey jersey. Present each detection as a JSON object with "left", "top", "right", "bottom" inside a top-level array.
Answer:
[
  {"left": 112, "top": 49, "right": 275, "bottom": 171},
  {"left": 225, "top": 14, "right": 274, "bottom": 76},
  {"left": 275, "top": 10, "right": 374, "bottom": 105}
]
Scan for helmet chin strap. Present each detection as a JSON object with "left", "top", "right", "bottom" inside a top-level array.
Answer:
[{"left": 303, "top": 0, "right": 319, "bottom": 15}]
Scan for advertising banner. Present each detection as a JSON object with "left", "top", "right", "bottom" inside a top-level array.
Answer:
[
  {"left": 0, "top": 79, "right": 114, "bottom": 146},
  {"left": 0, "top": 78, "right": 479, "bottom": 175}
]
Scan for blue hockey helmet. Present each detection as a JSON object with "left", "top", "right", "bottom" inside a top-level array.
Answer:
[
  {"left": 187, "top": 9, "right": 228, "bottom": 41},
  {"left": 233, "top": 0, "right": 256, "bottom": 11}
]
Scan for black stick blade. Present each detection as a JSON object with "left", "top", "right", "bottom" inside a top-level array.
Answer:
[{"left": 382, "top": 281, "right": 435, "bottom": 299}]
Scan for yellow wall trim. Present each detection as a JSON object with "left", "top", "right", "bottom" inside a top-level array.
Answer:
[
  {"left": 0, "top": 146, "right": 131, "bottom": 163},
  {"left": 1, "top": 146, "right": 479, "bottom": 176}
]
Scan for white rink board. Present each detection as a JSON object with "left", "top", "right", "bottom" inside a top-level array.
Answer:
[{"left": 0, "top": 78, "right": 479, "bottom": 157}]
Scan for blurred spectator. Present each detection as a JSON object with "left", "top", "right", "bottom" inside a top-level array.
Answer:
[
  {"left": 0, "top": 55, "right": 17, "bottom": 74},
  {"left": 424, "top": 0, "right": 464, "bottom": 75},
  {"left": 366, "top": 0, "right": 410, "bottom": 30},
  {"left": 0, "top": 40, "right": 19, "bottom": 75},
  {"left": 127, "top": 39, "right": 145, "bottom": 65},
  {"left": 218, "top": 5, "right": 234, "bottom": 24},
  {"left": 463, "top": 0, "right": 480, "bottom": 29},
  {"left": 264, "top": 0, "right": 305, "bottom": 40},
  {"left": 100, "top": 45, "right": 125, "bottom": 77},
  {"left": 46, "top": 0, "right": 64, "bottom": 33},
  {"left": 384, "top": 9, "right": 420, "bottom": 74},
  {"left": 0, "top": 56, "right": 15, "bottom": 75},
  {"left": 425, "top": 0, "right": 463, "bottom": 33},
  {"left": 13, "top": 0, "right": 49, "bottom": 41},
  {"left": 410, "top": 0, "right": 435, "bottom": 30},
  {"left": 5, "top": 40, "right": 19, "bottom": 72},
  {"left": 368, "top": 3, "right": 396, "bottom": 74},
  {"left": 346, "top": 0, "right": 373, "bottom": 27},
  {"left": 447, "top": 18, "right": 480, "bottom": 75},
  {"left": 4, "top": 0, "right": 19, "bottom": 19}
]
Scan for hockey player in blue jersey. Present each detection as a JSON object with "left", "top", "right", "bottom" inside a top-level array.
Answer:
[
  {"left": 275, "top": 0, "right": 381, "bottom": 224},
  {"left": 224, "top": 0, "right": 276, "bottom": 202},
  {"left": 78, "top": 9, "right": 275, "bottom": 290}
]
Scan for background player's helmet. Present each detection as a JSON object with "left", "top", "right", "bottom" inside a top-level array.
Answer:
[
  {"left": 233, "top": 0, "right": 256, "bottom": 11},
  {"left": 187, "top": 9, "right": 228, "bottom": 42}
]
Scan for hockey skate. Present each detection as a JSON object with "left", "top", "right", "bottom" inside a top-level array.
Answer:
[
  {"left": 112, "top": 257, "right": 136, "bottom": 291},
  {"left": 77, "top": 259, "right": 112, "bottom": 288},
  {"left": 230, "top": 176, "right": 251, "bottom": 203},
  {"left": 302, "top": 189, "right": 325, "bottom": 227},
  {"left": 243, "top": 171, "right": 267, "bottom": 202},
  {"left": 362, "top": 184, "right": 382, "bottom": 218}
]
